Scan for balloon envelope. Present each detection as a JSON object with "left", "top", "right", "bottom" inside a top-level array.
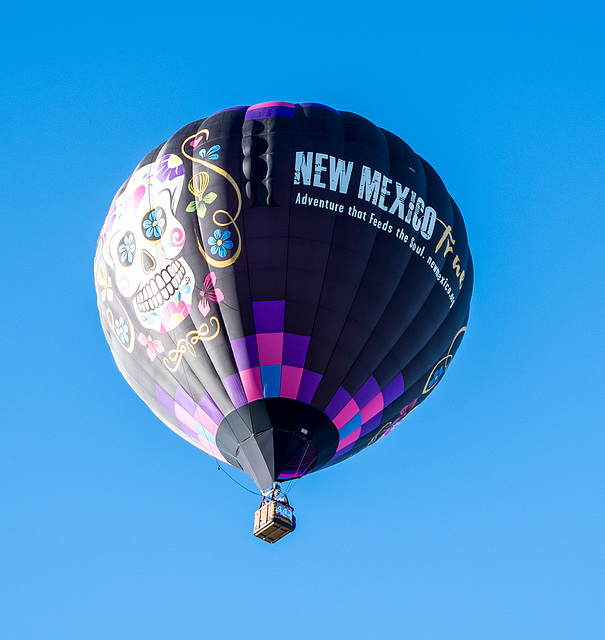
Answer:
[{"left": 94, "top": 102, "right": 473, "bottom": 490}]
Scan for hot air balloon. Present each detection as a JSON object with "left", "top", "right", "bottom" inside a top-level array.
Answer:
[{"left": 94, "top": 102, "right": 473, "bottom": 542}]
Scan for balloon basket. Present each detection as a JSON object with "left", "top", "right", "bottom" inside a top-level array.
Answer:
[{"left": 253, "top": 500, "right": 296, "bottom": 543}]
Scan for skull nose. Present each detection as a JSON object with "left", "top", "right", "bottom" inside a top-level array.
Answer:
[{"left": 142, "top": 250, "right": 156, "bottom": 274}]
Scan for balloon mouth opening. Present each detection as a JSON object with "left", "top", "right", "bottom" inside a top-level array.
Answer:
[
  {"left": 216, "top": 398, "right": 339, "bottom": 489},
  {"left": 278, "top": 442, "right": 318, "bottom": 481}
]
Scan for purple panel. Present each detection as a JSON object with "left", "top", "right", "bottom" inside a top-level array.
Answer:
[
  {"left": 325, "top": 387, "right": 352, "bottom": 420},
  {"left": 353, "top": 376, "right": 381, "bottom": 409},
  {"left": 297, "top": 369, "right": 322, "bottom": 404},
  {"left": 245, "top": 101, "right": 295, "bottom": 120},
  {"left": 230, "top": 335, "right": 259, "bottom": 370},
  {"left": 198, "top": 393, "right": 224, "bottom": 425},
  {"left": 156, "top": 385, "right": 175, "bottom": 415},
  {"left": 174, "top": 385, "right": 197, "bottom": 417},
  {"left": 253, "top": 301, "right": 285, "bottom": 333},
  {"left": 222, "top": 373, "right": 247, "bottom": 409},
  {"left": 360, "top": 414, "right": 383, "bottom": 438},
  {"left": 282, "top": 333, "right": 310, "bottom": 367},
  {"left": 382, "top": 373, "right": 405, "bottom": 406}
]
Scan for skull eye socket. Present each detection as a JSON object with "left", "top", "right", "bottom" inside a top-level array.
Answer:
[
  {"left": 141, "top": 206, "right": 166, "bottom": 241},
  {"left": 118, "top": 232, "right": 136, "bottom": 266}
]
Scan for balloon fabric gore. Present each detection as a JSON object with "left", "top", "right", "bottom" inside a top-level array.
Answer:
[{"left": 94, "top": 101, "right": 473, "bottom": 491}]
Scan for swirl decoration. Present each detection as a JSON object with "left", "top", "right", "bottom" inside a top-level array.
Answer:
[
  {"left": 170, "top": 226, "right": 186, "bottom": 248},
  {"left": 182, "top": 129, "right": 242, "bottom": 268},
  {"left": 422, "top": 326, "right": 467, "bottom": 394},
  {"left": 162, "top": 316, "right": 221, "bottom": 373}
]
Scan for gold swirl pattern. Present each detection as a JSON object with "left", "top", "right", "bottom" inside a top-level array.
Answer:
[
  {"left": 182, "top": 130, "right": 242, "bottom": 268},
  {"left": 162, "top": 316, "right": 221, "bottom": 372}
]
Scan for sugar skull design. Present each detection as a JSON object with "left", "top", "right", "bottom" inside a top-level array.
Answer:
[{"left": 100, "top": 154, "right": 195, "bottom": 333}]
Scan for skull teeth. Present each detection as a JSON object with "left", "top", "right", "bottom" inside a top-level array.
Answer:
[{"left": 135, "top": 260, "right": 186, "bottom": 314}]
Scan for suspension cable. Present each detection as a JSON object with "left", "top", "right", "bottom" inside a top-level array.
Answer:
[{"left": 216, "top": 460, "right": 261, "bottom": 496}]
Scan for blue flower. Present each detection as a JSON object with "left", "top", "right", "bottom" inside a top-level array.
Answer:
[
  {"left": 428, "top": 365, "right": 444, "bottom": 389},
  {"left": 199, "top": 145, "right": 220, "bottom": 161},
  {"left": 207, "top": 229, "right": 233, "bottom": 258},
  {"left": 115, "top": 317, "right": 129, "bottom": 344},
  {"left": 142, "top": 207, "right": 166, "bottom": 239},
  {"left": 118, "top": 233, "right": 135, "bottom": 265}
]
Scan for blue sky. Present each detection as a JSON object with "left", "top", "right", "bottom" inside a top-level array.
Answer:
[{"left": 2, "top": 1, "right": 604, "bottom": 638}]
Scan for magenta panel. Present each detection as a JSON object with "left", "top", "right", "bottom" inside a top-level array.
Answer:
[
  {"left": 280, "top": 365, "right": 304, "bottom": 399},
  {"left": 360, "top": 393, "right": 384, "bottom": 423},
  {"left": 175, "top": 385, "right": 197, "bottom": 416},
  {"left": 256, "top": 332, "right": 284, "bottom": 366},
  {"left": 333, "top": 398, "right": 360, "bottom": 430},
  {"left": 174, "top": 402, "right": 197, "bottom": 432},
  {"left": 336, "top": 426, "right": 362, "bottom": 451},
  {"left": 194, "top": 405, "right": 219, "bottom": 437},
  {"left": 240, "top": 367, "right": 263, "bottom": 403}
]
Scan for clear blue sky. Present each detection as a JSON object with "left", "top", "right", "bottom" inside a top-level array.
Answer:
[{"left": 2, "top": 1, "right": 604, "bottom": 638}]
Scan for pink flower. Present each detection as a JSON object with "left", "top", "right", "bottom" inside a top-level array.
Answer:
[
  {"left": 160, "top": 300, "right": 191, "bottom": 332},
  {"left": 198, "top": 272, "right": 224, "bottom": 317},
  {"left": 137, "top": 333, "right": 165, "bottom": 361},
  {"left": 399, "top": 399, "right": 417, "bottom": 418}
]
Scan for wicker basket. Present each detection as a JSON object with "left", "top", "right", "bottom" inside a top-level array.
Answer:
[{"left": 253, "top": 501, "right": 295, "bottom": 543}]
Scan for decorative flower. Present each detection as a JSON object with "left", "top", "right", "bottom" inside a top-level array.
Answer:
[
  {"left": 96, "top": 261, "right": 114, "bottom": 302},
  {"left": 399, "top": 399, "right": 417, "bottom": 418},
  {"left": 118, "top": 233, "right": 135, "bottom": 265},
  {"left": 207, "top": 229, "right": 233, "bottom": 258},
  {"left": 142, "top": 207, "right": 166, "bottom": 239},
  {"left": 199, "top": 145, "right": 220, "bottom": 161},
  {"left": 390, "top": 416, "right": 404, "bottom": 429},
  {"left": 115, "top": 317, "right": 129, "bottom": 344},
  {"left": 161, "top": 300, "right": 191, "bottom": 332},
  {"left": 198, "top": 272, "right": 224, "bottom": 316},
  {"left": 137, "top": 333, "right": 165, "bottom": 361},
  {"left": 186, "top": 172, "right": 217, "bottom": 218},
  {"left": 157, "top": 154, "right": 184, "bottom": 183},
  {"left": 428, "top": 365, "right": 444, "bottom": 390}
]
